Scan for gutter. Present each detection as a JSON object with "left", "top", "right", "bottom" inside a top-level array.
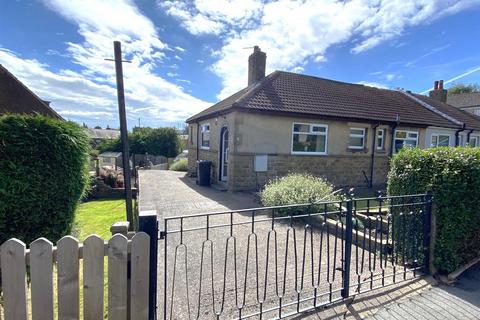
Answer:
[
  {"left": 369, "top": 123, "right": 380, "bottom": 188},
  {"left": 455, "top": 123, "right": 466, "bottom": 146}
]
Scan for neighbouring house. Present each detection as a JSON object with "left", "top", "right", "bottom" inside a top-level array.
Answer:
[
  {"left": 186, "top": 47, "right": 480, "bottom": 192},
  {"left": 86, "top": 126, "right": 121, "bottom": 147},
  {"left": 446, "top": 90, "right": 480, "bottom": 116},
  {"left": 0, "top": 64, "right": 62, "bottom": 119}
]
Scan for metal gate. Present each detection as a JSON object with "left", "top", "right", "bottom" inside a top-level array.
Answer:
[{"left": 159, "top": 193, "right": 432, "bottom": 319}]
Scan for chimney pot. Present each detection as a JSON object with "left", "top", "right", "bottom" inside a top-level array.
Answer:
[
  {"left": 434, "top": 80, "right": 439, "bottom": 91},
  {"left": 439, "top": 80, "right": 444, "bottom": 90},
  {"left": 248, "top": 46, "right": 266, "bottom": 86}
]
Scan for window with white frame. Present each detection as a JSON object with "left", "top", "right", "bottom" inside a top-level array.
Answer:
[
  {"left": 292, "top": 123, "right": 328, "bottom": 154},
  {"left": 431, "top": 134, "right": 450, "bottom": 147},
  {"left": 469, "top": 136, "right": 478, "bottom": 147},
  {"left": 348, "top": 128, "right": 366, "bottom": 149},
  {"left": 200, "top": 124, "right": 210, "bottom": 149},
  {"left": 394, "top": 130, "right": 418, "bottom": 152},
  {"left": 376, "top": 129, "right": 385, "bottom": 150}
]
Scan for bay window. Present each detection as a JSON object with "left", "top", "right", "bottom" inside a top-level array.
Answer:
[
  {"left": 292, "top": 123, "right": 328, "bottom": 154},
  {"left": 394, "top": 130, "right": 418, "bottom": 152},
  {"left": 431, "top": 134, "right": 450, "bottom": 147}
]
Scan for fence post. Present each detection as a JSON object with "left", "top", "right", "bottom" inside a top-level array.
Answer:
[
  {"left": 423, "top": 192, "right": 433, "bottom": 274},
  {"left": 138, "top": 210, "right": 158, "bottom": 320},
  {"left": 342, "top": 198, "right": 353, "bottom": 299}
]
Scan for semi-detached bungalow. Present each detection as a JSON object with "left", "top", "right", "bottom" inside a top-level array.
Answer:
[{"left": 186, "top": 47, "right": 480, "bottom": 192}]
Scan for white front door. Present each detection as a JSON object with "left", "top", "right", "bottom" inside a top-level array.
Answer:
[{"left": 220, "top": 128, "right": 229, "bottom": 181}]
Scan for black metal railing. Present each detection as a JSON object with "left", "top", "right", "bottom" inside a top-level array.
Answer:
[{"left": 160, "top": 193, "right": 432, "bottom": 320}]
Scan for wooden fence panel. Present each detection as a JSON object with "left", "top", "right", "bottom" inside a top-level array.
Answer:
[
  {"left": 0, "top": 239, "right": 28, "bottom": 320},
  {"left": 83, "top": 235, "right": 105, "bottom": 320},
  {"left": 130, "top": 232, "right": 150, "bottom": 320},
  {"left": 30, "top": 238, "right": 54, "bottom": 320},
  {"left": 108, "top": 234, "right": 128, "bottom": 320},
  {"left": 57, "top": 236, "right": 80, "bottom": 320}
]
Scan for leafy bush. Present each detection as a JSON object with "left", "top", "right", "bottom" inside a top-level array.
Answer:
[
  {"left": 169, "top": 158, "right": 188, "bottom": 172},
  {"left": 99, "top": 127, "right": 180, "bottom": 157},
  {"left": 388, "top": 147, "right": 480, "bottom": 274},
  {"left": 261, "top": 173, "right": 340, "bottom": 216},
  {"left": 0, "top": 114, "right": 90, "bottom": 245}
]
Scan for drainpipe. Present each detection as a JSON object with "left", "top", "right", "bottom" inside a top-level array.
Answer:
[
  {"left": 390, "top": 114, "right": 401, "bottom": 156},
  {"left": 196, "top": 122, "right": 200, "bottom": 160},
  {"left": 455, "top": 123, "right": 466, "bottom": 146},
  {"left": 369, "top": 123, "right": 380, "bottom": 189},
  {"left": 467, "top": 129, "right": 474, "bottom": 145}
]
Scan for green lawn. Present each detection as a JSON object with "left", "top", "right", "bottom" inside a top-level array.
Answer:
[
  {"left": 72, "top": 199, "right": 129, "bottom": 318},
  {"left": 73, "top": 199, "right": 128, "bottom": 241}
]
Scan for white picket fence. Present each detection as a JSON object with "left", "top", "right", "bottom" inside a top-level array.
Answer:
[{"left": 0, "top": 232, "right": 150, "bottom": 320}]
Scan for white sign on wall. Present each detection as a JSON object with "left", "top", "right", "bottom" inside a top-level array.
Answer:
[{"left": 254, "top": 155, "right": 268, "bottom": 172}]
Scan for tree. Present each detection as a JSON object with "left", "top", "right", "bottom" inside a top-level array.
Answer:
[
  {"left": 98, "top": 127, "right": 181, "bottom": 157},
  {"left": 448, "top": 83, "right": 480, "bottom": 95}
]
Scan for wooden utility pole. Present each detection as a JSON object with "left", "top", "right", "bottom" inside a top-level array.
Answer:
[{"left": 113, "top": 41, "right": 134, "bottom": 227}]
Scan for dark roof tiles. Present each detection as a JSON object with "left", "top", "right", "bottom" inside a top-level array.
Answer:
[{"left": 187, "top": 71, "right": 480, "bottom": 130}]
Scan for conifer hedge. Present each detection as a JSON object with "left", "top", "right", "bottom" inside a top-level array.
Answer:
[
  {"left": 388, "top": 147, "right": 480, "bottom": 274},
  {"left": 0, "top": 114, "right": 90, "bottom": 244}
]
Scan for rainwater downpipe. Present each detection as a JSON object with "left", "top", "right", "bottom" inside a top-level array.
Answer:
[
  {"left": 467, "top": 129, "right": 474, "bottom": 145},
  {"left": 455, "top": 123, "right": 466, "bottom": 146},
  {"left": 196, "top": 121, "right": 200, "bottom": 161},
  {"left": 369, "top": 123, "right": 380, "bottom": 189},
  {"left": 390, "top": 115, "right": 401, "bottom": 156}
]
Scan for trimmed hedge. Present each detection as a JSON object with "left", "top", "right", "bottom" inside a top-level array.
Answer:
[
  {"left": 388, "top": 147, "right": 480, "bottom": 274},
  {"left": 261, "top": 173, "right": 340, "bottom": 216},
  {"left": 0, "top": 114, "right": 90, "bottom": 244},
  {"left": 99, "top": 127, "right": 180, "bottom": 157}
]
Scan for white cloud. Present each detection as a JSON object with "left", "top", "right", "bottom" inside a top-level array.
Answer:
[
  {"left": 162, "top": 0, "right": 480, "bottom": 99},
  {"left": 357, "top": 81, "right": 388, "bottom": 89},
  {"left": 0, "top": 0, "right": 211, "bottom": 126},
  {"left": 160, "top": 0, "right": 263, "bottom": 35},
  {"left": 174, "top": 46, "right": 186, "bottom": 52}
]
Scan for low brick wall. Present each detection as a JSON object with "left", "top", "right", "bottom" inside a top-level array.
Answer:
[{"left": 230, "top": 153, "right": 390, "bottom": 191}]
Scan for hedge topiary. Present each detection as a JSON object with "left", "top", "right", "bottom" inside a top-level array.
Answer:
[
  {"left": 388, "top": 147, "right": 480, "bottom": 274},
  {"left": 0, "top": 114, "right": 90, "bottom": 245},
  {"left": 261, "top": 173, "right": 340, "bottom": 216}
]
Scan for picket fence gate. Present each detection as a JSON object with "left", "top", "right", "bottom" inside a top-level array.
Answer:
[{"left": 0, "top": 232, "right": 150, "bottom": 320}]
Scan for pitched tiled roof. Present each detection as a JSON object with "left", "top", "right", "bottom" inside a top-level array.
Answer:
[
  {"left": 414, "top": 94, "right": 480, "bottom": 130},
  {"left": 0, "top": 64, "right": 63, "bottom": 119},
  {"left": 187, "top": 71, "right": 480, "bottom": 130}
]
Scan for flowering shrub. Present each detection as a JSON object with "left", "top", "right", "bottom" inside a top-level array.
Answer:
[{"left": 261, "top": 173, "right": 339, "bottom": 216}]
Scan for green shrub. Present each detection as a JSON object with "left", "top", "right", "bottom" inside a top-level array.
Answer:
[
  {"left": 99, "top": 127, "right": 180, "bottom": 157},
  {"left": 169, "top": 158, "right": 188, "bottom": 172},
  {"left": 261, "top": 173, "right": 340, "bottom": 216},
  {"left": 0, "top": 114, "right": 90, "bottom": 245},
  {"left": 388, "top": 147, "right": 480, "bottom": 274}
]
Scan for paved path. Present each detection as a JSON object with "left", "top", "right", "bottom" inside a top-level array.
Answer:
[
  {"left": 138, "top": 170, "right": 259, "bottom": 221},
  {"left": 367, "top": 263, "right": 480, "bottom": 320}
]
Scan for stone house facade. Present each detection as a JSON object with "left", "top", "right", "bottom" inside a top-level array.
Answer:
[{"left": 186, "top": 47, "right": 480, "bottom": 192}]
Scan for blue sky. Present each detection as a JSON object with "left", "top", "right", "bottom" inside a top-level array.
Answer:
[{"left": 1, "top": 0, "right": 480, "bottom": 129}]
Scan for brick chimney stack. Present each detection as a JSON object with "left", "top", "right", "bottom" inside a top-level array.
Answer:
[
  {"left": 248, "top": 46, "right": 266, "bottom": 86},
  {"left": 429, "top": 79, "right": 447, "bottom": 102}
]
